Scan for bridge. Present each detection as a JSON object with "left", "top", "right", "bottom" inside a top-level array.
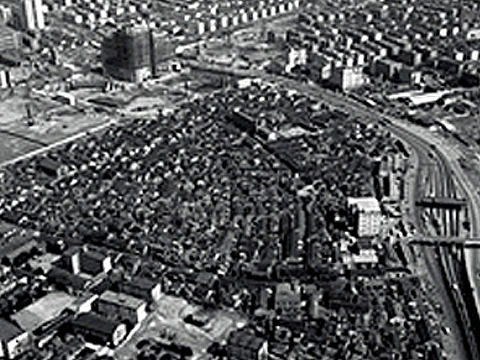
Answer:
[
  {"left": 416, "top": 197, "right": 467, "bottom": 208},
  {"left": 408, "top": 236, "right": 480, "bottom": 247}
]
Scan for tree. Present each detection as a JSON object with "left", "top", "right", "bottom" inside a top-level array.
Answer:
[{"left": 1, "top": 257, "right": 11, "bottom": 267}]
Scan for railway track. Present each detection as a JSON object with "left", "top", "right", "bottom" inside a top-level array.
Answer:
[
  {"left": 263, "top": 75, "right": 480, "bottom": 360},
  {"left": 390, "top": 124, "right": 479, "bottom": 360},
  {"left": 254, "top": 74, "right": 480, "bottom": 360}
]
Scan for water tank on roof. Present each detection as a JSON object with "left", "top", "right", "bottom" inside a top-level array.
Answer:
[
  {"left": 455, "top": 52, "right": 465, "bottom": 62},
  {"left": 471, "top": 50, "right": 479, "bottom": 61}
]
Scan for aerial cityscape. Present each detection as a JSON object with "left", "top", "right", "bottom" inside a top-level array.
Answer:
[{"left": 1, "top": 0, "right": 480, "bottom": 359}]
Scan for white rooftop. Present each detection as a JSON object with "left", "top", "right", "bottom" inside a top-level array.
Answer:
[
  {"left": 99, "top": 290, "right": 146, "bottom": 309},
  {"left": 347, "top": 197, "right": 381, "bottom": 212},
  {"left": 12, "top": 292, "right": 76, "bottom": 332}
]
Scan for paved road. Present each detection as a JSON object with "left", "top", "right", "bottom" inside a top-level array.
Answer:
[
  {"left": 0, "top": 81, "right": 220, "bottom": 169},
  {"left": 0, "top": 118, "right": 117, "bottom": 168}
]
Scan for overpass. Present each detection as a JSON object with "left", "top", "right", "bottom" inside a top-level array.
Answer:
[
  {"left": 416, "top": 196, "right": 467, "bottom": 208},
  {"left": 408, "top": 236, "right": 480, "bottom": 248}
]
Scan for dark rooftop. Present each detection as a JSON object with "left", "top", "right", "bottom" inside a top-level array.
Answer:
[{"left": 0, "top": 317, "right": 25, "bottom": 341}]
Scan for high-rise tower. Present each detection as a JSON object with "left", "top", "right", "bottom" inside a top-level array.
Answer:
[
  {"left": 102, "top": 24, "right": 153, "bottom": 83},
  {"left": 20, "top": 0, "right": 44, "bottom": 30}
]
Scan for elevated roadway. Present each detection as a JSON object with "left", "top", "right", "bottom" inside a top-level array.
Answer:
[
  {"left": 416, "top": 196, "right": 467, "bottom": 208},
  {"left": 388, "top": 120, "right": 479, "bottom": 360},
  {"left": 408, "top": 237, "right": 480, "bottom": 248}
]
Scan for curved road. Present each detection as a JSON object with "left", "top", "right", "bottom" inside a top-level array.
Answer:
[
  {"left": 260, "top": 75, "right": 480, "bottom": 359},
  {"left": 391, "top": 122, "right": 480, "bottom": 310},
  {"left": 253, "top": 74, "right": 480, "bottom": 359},
  {"left": 387, "top": 121, "right": 476, "bottom": 360}
]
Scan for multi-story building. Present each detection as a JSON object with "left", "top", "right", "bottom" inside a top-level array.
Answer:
[
  {"left": 102, "top": 24, "right": 152, "bottom": 83},
  {"left": 0, "top": 318, "right": 30, "bottom": 360},
  {"left": 309, "top": 290, "right": 334, "bottom": 320},
  {"left": 80, "top": 250, "right": 112, "bottom": 276},
  {"left": 119, "top": 277, "right": 162, "bottom": 303},
  {"left": 285, "top": 46, "right": 307, "bottom": 73},
  {"left": 273, "top": 282, "right": 302, "bottom": 317},
  {"left": 14, "top": 0, "right": 45, "bottom": 30},
  {"left": 0, "top": 5, "right": 12, "bottom": 25},
  {"left": 0, "top": 26, "right": 20, "bottom": 52},
  {"left": 227, "top": 330, "right": 268, "bottom": 360},
  {"left": 329, "top": 65, "right": 366, "bottom": 91},
  {"left": 60, "top": 247, "right": 112, "bottom": 276},
  {"left": 94, "top": 290, "right": 147, "bottom": 326},
  {"left": 70, "top": 312, "right": 127, "bottom": 347},
  {"left": 279, "top": 209, "right": 304, "bottom": 262},
  {"left": 347, "top": 197, "right": 382, "bottom": 237}
]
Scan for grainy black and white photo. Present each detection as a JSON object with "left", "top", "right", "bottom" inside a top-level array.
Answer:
[{"left": 0, "top": 0, "right": 479, "bottom": 359}]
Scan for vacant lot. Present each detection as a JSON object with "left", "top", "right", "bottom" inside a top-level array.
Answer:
[{"left": 115, "top": 294, "right": 245, "bottom": 360}]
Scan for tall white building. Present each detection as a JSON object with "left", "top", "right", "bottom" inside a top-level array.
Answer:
[
  {"left": 20, "top": 0, "right": 44, "bottom": 30},
  {"left": 33, "top": 0, "right": 45, "bottom": 29},
  {"left": 347, "top": 197, "right": 382, "bottom": 237}
]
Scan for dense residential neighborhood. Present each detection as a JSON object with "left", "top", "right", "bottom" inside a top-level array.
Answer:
[{"left": 0, "top": 0, "right": 480, "bottom": 360}]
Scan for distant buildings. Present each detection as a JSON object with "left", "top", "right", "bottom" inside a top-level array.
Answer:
[
  {"left": 290, "top": 0, "right": 480, "bottom": 94},
  {"left": 101, "top": 24, "right": 176, "bottom": 82},
  {"left": 11, "top": 0, "right": 45, "bottom": 30},
  {"left": 0, "top": 26, "right": 20, "bottom": 52},
  {"left": 347, "top": 197, "right": 382, "bottom": 237}
]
